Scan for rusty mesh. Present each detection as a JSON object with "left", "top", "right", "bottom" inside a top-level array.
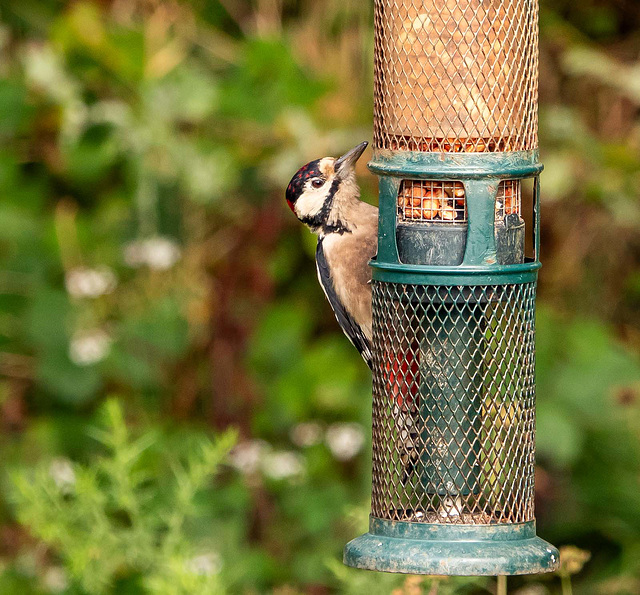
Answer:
[
  {"left": 373, "top": 0, "right": 539, "bottom": 152},
  {"left": 371, "top": 281, "right": 536, "bottom": 524}
]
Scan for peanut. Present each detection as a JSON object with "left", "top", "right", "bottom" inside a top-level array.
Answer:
[
  {"left": 421, "top": 197, "right": 440, "bottom": 219},
  {"left": 441, "top": 200, "right": 456, "bottom": 220}
]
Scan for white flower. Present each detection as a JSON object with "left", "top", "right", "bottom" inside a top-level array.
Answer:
[
  {"left": 261, "top": 451, "right": 305, "bottom": 480},
  {"left": 49, "top": 458, "right": 76, "bottom": 493},
  {"left": 43, "top": 566, "right": 69, "bottom": 593},
  {"left": 229, "top": 442, "right": 306, "bottom": 480},
  {"left": 65, "top": 266, "right": 117, "bottom": 298},
  {"left": 325, "top": 423, "right": 365, "bottom": 461},
  {"left": 22, "top": 43, "right": 78, "bottom": 105},
  {"left": 184, "top": 552, "right": 222, "bottom": 576},
  {"left": 123, "top": 237, "right": 181, "bottom": 270},
  {"left": 143, "top": 237, "right": 181, "bottom": 270},
  {"left": 228, "top": 440, "right": 270, "bottom": 476},
  {"left": 69, "top": 329, "right": 112, "bottom": 366},
  {"left": 290, "top": 421, "right": 323, "bottom": 447}
]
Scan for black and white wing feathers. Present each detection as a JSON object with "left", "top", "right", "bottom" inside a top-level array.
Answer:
[{"left": 315, "top": 240, "right": 372, "bottom": 369}]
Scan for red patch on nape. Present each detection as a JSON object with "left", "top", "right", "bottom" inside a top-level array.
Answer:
[{"left": 286, "top": 198, "right": 296, "bottom": 214}]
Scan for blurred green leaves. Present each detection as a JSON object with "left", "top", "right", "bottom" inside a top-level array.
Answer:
[
  {"left": 37, "top": 350, "right": 103, "bottom": 405},
  {"left": 26, "top": 290, "right": 70, "bottom": 351},
  {"left": 63, "top": 124, "right": 121, "bottom": 188},
  {"left": 0, "top": 80, "right": 31, "bottom": 138},
  {"left": 219, "top": 38, "right": 328, "bottom": 123},
  {"left": 536, "top": 305, "right": 640, "bottom": 560},
  {"left": 10, "top": 399, "right": 236, "bottom": 595},
  {"left": 0, "top": 0, "right": 638, "bottom": 593},
  {"left": 249, "top": 301, "right": 370, "bottom": 434},
  {"left": 51, "top": 2, "right": 145, "bottom": 85}
]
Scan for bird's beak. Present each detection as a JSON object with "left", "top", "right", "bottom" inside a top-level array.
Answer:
[{"left": 335, "top": 141, "right": 368, "bottom": 179}]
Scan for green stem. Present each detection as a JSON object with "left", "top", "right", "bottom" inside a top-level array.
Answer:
[{"left": 561, "top": 574, "right": 573, "bottom": 595}]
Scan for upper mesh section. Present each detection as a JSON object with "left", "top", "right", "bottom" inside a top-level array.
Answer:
[{"left": 373, "top": 0, "right": 539, "bottom": 152}]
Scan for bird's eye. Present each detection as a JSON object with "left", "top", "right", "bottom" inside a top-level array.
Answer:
[{"left": 311, "top": 178, "right": 324, "bottom": 188}]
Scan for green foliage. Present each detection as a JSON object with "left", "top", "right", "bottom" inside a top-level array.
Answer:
[
  {"left": 218, "top": 38, "right": 328, "bottom": 123},
  {"left": 10, "top": 400, "right": 235, "bottom": 595},
  {"left": 0, "top": 0, "right": 638, "bottom": 593}
]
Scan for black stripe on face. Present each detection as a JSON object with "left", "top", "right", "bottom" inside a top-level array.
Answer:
[
  {"left": 299, "top": 177, "right": 339, "bottom": 229},
  {"left": 300, "top": 178, "right": 351, "bottom": 235}
]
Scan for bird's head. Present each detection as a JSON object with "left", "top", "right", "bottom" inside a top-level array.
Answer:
[{"left": 285, "top": 141, "right": 368, "bottom": 235}]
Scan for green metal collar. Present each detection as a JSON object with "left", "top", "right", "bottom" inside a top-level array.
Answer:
[
  {"left": 371, "top": 160, "right": 543, "bottom": 273},
  {"left": 370, "top": 260, "right": 540, "bottom": 286},
  {"left": 369, "top": 517, "right": 536, "bottom": 540},
  {"left": 369, "top": 149, "right": 542, "bottom": 179}
]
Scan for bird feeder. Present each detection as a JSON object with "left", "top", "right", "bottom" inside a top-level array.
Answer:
[{"left": 344, "top": 0, "right": 559, "bottom": 575}]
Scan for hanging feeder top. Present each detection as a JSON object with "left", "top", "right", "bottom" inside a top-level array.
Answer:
[{"left": 373, "top": 0, "right": 539, "bottom": 153}]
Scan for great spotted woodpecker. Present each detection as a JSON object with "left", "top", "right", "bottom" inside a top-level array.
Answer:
[
  {"left": 285, "top": 142, "right": 419, "bottom": 485},
  {"left": 285, "top": 142, "right": 375, "bottom": 366}
]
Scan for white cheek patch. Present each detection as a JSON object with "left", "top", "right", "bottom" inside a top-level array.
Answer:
[{"left": 294, "top": 182, "right": 331, "bottom": 219}]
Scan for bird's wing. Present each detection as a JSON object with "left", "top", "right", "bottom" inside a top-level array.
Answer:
[{"left": 316, "top": 240, "right": 373, "bottom": 369}]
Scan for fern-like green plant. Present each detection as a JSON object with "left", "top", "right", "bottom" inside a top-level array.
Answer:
[{"left": 10, "top": 399, "right": 236, "bottom": 595}]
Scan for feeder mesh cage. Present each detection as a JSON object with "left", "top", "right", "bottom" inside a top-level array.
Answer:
[
  {"left": 371, "top": 282, "right": 536, "bottom": 524},
  {"left": 367, "top": 0, "right": 541, "bottom": 529},
  {"left": 373, "top": 0, "right": 539, "bottom": 152}
]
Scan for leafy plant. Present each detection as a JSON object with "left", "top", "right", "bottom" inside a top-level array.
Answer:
[{"left": 10, "top": 400, "right": 235, "bottom": 595}]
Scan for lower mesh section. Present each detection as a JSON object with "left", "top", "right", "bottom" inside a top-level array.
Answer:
[{"left": 371, "top": 281, "right": 536, "bottom": 524}]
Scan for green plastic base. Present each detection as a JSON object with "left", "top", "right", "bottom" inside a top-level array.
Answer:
[{"left": 344, "top": 518, "right": 559, "bottom": 576}]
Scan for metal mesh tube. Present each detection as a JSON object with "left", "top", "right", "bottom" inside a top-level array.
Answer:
[
  {"left": 373, "top": 0, "right": 539, "bottom": 152},
  {"left": 421, "top": 302, "right": 483, "bottom": 500},
  {"left": 371, "top": 282, "right": 536, "bottom": 524}
]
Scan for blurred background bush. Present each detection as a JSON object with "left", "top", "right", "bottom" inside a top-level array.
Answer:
[{"left": 0, "top": 1, "right": 638, "bottom": 593}]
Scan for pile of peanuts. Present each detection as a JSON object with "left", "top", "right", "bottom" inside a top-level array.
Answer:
[
  {"left": 397, "top": 183, "right": 465, "bottom": 221},
  {"left": 398, "top": 180, "right": 521, "bottom": 222}
]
